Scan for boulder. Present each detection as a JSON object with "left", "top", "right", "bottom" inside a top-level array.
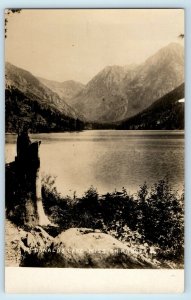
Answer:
[
  {"left": 8, "top": 225, "right": 156, "bottom": 268},
  {"left": 53, "top": 228, "right": 146, "bottom": 268}
]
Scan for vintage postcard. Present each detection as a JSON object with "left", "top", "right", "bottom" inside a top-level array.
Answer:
[{"left": 5, "top": 9, "right": 184, "bottom": 293}]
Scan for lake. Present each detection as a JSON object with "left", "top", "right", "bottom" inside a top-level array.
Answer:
[{"left": 5, "top": 130, "right": 184, "bottom": 197}]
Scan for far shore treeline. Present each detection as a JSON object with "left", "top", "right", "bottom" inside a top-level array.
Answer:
[
  {"left": 5, "top": 82, "right": 184, "bottom": 133},
  {"left": 5, "top": 88, "right": 85, "bottom": 133}
]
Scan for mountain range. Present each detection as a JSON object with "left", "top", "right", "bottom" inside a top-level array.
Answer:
[
  {"left": 68, "top": 43, "right": 184, "bottom": 123},
  {"left": 5, "top": 63, "right": 84, "bottom": 132},
  {"left": 5, "top": 42, "right": 184, "bottom": 131},
  {"left": 5, "top": 62, "right": 80, "bottom": 119}
]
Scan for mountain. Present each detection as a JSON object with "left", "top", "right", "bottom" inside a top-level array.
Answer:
[
  {"left": 69, "top": 43, "right": 184, "bottom": 123},
  {"left": 5, "top": 62, "right": 79, "bottom": 119},
  {"left": 5, "top": 63, "right": 84, "bottom": 132},
  {"left": 123, "top": 43, "right": 184, "bottom": 118},
  {"left": 69, "top": 65, "right": 133, "bottom": 123},
  {"left": 118, "top": 83, "right": 184, "bottom": 130},
  {"left": 38, "top": 78, "right": 85, "bottom": 103},
  {"left": 5, "top": 42, "right": 184, "bottom": 129}
]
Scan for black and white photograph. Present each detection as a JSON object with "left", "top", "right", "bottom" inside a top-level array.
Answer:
[{"left": 5, "top": 8, "right": 184, "bottom": 292}]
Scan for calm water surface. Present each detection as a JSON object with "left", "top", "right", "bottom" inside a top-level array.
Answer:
[{"left": 5, "top": 130, "right": 184, "bottom": 197}]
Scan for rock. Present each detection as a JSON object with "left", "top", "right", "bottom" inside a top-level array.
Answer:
[
  {"left": 53, "top": 228, "right": 146, "bottom": 268},
  {"left": 20, "top": 226, "right": 53, "bottom": 251},
  {"left": 19, "top": 226, "right": 54, "bottom": 266},
  {"left": 8, "top": 225, "right": 157, "bottom": 268}
]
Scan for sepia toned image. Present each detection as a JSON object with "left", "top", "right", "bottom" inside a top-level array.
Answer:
[{"left": 5, "top": 8, "right": 184, "bottom": 292}]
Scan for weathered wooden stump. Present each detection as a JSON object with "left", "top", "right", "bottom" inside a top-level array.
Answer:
[{"left": 6, "top": 132, "right": 50, "bottom": 227}]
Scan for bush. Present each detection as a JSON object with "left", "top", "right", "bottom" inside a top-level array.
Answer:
[
  {"left": 136, "top": 180, "right": 184, "bottom": 261},
  {"left": 41, "top": 176, "right": 184, "bottom": 264}
]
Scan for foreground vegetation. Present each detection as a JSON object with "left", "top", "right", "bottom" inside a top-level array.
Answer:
[{"left": 42, "top": 177, "right": 184, "bottom": 268}]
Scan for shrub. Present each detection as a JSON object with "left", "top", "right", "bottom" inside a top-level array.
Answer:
[
  {"left": 41, "top": 176, "right": 184, "bottom": 264},
  {"left": 136, "top": 180, "right": 184, "bottom": 261}
]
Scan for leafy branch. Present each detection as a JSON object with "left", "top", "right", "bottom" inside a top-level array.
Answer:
[{"left": 5, "top": 9, "right": 22, "bottom": 38}]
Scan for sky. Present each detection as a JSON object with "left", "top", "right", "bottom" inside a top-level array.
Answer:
[{"left": 5, "top": 9, "right": 184, "bottom": 84}]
